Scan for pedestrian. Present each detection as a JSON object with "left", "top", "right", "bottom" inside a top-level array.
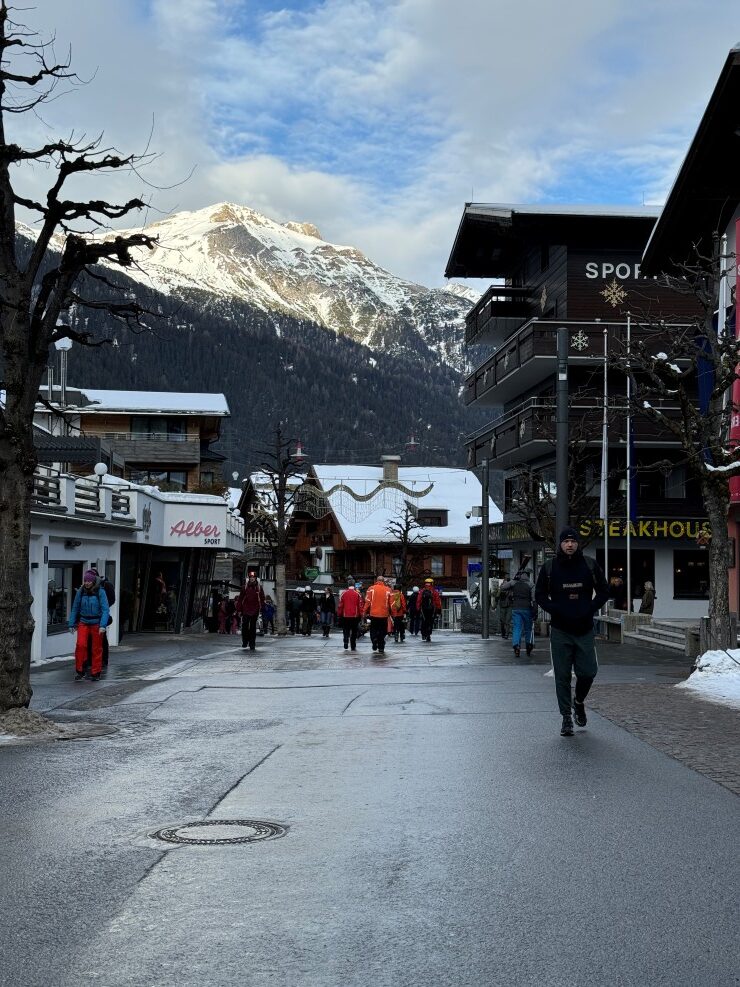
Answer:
[
  {"left": 338, "top": 579, "right": 362, "bottom": 653},
  {"left": 414, "top": 578, "right": 442, "bottom": 642},
  {"left": 289, "top": 590, "right": 303, "bottom": 634},
  {"left": 319, "top": 587, "right": 336, "bottom": 638},
  {"left": 69, "top": 570, "right": 110, "bottom": 682},
  {"left": 390, "top": 583, "right": 407, "bottom": 642},
  {"left": 301, "top": 586, "right": 315, "bottom": 635},
  {"left": 88, "top": 566, "right": 115, "bottom": 672},
  {"left": 510, "top": 568, "right": 536, "bottom": 659},
  {"left": 609, "top": 576, "right": 627, "bottom": 611},
  {"left": 217, "top": 597, "right": 229, "bottom": 634},
  {"left": 363, "top": 574, "right": 392, "bottom": 656},
  {"left": 407, "top": 585, "right": 421, "bottom": 636},
  {"left": 236, "top": 571, "right": 265, "bottom": 651},
  {"left": 535, "top": 526, "right": 610, "bottom": 737},
  {"left": 262, "top": 595, "right": 276, "bottom": 634},
  {"left": 498, "top": 575, "right": 514, "bottom": 638},
  {"left": 639, "top": 581, "right": 655, "bottom": 615}
]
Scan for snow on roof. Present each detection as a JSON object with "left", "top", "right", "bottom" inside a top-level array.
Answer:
[
  {"left": 73, "top": 388, "right": 229, "bottom": 416},
  {"left": 311, "top": 465, "right": 502, "bottom": 544}
]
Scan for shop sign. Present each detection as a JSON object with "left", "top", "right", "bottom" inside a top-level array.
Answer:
[
  {"left": 163, "top": 503, "right": 226, "bottom": 547},
  {"left": 578, "top": 518, "right": 710, "bottom": 540}
]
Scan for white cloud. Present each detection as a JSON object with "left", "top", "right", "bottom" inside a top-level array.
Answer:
[{"left": 5, "top": 0, "right": 738, "bottom": 286}]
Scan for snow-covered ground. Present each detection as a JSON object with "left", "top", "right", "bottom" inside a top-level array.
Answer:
[{"left": 676, "top": 649, "right": 740, "bottom": 709}]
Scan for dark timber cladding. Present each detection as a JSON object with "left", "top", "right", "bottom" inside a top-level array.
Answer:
[{"left": 642, "top": 44, "right": 740, "bottom": 275}]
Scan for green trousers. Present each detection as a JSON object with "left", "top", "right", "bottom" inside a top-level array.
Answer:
[{"left": 549, "top": 626, "right": 598, "bottom": 715}]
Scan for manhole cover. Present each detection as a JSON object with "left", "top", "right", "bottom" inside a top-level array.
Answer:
[{"left": 151, "top": 819, "right": 286, "bottom": 845}]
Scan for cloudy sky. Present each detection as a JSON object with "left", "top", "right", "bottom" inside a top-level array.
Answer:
[{"left": 7, "top": 1, "right": 737, "bottom": 287}]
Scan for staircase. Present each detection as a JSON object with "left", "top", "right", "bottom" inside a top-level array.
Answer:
[{"left": 623, "top": 619, "right": 697, "bottom": 653}]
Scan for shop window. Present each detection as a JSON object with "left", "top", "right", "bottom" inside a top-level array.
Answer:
[
  {"left": 665, "top": 466, "right": 686, "bottom": 499},
  {"left": 47, "top": 562, "right": 84, "bottom": 634},
  {"left": 431, "top": 556, "right": 444, "bottom": 576},
  {"left": 673, "top": 550, "right": 710, "bottom": 600}
]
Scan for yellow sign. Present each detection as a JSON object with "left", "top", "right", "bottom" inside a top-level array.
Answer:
[{"left": 578, "top": 519, "right": 710, "bottom": 540}]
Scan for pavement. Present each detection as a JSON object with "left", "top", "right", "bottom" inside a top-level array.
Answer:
[{"left": 1, "top": 628, "right": 738, "bottom": 987}]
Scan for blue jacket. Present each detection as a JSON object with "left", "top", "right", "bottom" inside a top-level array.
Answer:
[{"left": 69, "top": 586, "right": 110, "bottom": 628}]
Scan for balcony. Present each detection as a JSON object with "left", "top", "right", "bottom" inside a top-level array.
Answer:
[
  {"left": 465, "top": 285, "right": 535, "bottom": 347},
  {"left": 97, "top": 431, "right": 201, "bottom": 466},
  {"left": 466, "top": 396, "right": 683, "bottom": 469},
  {"left": 465, "top": 319, "right": 692, "bottom": 407}
]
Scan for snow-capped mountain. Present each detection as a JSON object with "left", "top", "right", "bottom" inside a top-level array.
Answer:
[{"left": 113, "top": 203, "right": 477, "bottom": 369}]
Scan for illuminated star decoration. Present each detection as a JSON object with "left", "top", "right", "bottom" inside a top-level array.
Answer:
[
  {"left": 571, "top": 329, "right": 589, "bottom": 351},
  {"left": 600, "top": 277, "right": 627, "bottom": 308}
]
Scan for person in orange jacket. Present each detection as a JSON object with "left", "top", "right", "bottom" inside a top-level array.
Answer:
[
  {"left": 337, "top": 578, "right": 363, "bottom": 653},
  {"left": 415, "top": 578, "right": 442, "bottom": 641},
  {"left": 389, "top": 582, "right": 407, "bottom": 643},
  {"left": 363, "top": 574, "right": 392, "bottom": 655}
]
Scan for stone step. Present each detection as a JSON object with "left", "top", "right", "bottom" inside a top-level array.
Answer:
[
  {"left": 633, "top": 626, "right": 686, "bottom": 644},
  {"left": 623, "top": 630, "right": 686, "bottom": 652},
  {"left": 650, "top": 620, "right": 698, "bottom": 633}
]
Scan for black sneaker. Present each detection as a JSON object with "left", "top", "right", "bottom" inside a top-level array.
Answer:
[
  {"left": 573, "top": 699, "right": 587, "bottom": 727},
  {"left": 74, "top": 671, "right": 85, "bottom": 681},
  {"left": 526, "top": 644, "right": 533, "bottom": 656},
  {"left": 344, "top": 643, "right": 349, "bottom": 650},
  {"left": 90, "top": 673, "right": 101, "bottom": 682},
  {"left": 513, "top": 646, "right": 520, "bottom": 658},
  {"left": 560, "top": 715, "right": 574, "bottom": 737}
]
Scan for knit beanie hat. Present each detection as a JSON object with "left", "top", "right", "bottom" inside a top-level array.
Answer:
[
  {"left": 83, "top": 569, "right": 97, "bottom": 582},
  {"left": 559, "top": 526, "right": 579, "bottom": 543}
]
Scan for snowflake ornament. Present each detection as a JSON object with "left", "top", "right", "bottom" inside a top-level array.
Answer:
[
  {"left": 571, "top": 330, "right": 589, "bottom": 352},
  {"left": 600, "top": 277, "right": 627, "bottom": 308}
]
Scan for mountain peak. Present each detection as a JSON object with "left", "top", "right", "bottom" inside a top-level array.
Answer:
[{"left": 283, "top": 220, "right": 323, "bottom": 240}]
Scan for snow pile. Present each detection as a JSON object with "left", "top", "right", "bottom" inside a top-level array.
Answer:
[
  {"left": 676, "top": 649, "right": 740, "bottom": 709},
  {"left": 0, "top": 708, "right": 115, "bottom": 744}
]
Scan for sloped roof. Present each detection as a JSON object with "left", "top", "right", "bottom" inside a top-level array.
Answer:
[
  {"left": 70, "top": 388, "right": 230, "bottom": 416},
  {"left": 311, "top": 465, "right": 502, "bottom": 544}
]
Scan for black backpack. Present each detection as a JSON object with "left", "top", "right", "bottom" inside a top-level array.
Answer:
[
  {"left": 101, "top": 578, "right": 116, "bottom": 607},
  {"left": 420, "top": 588, "right": 435, "bottom": 614}
]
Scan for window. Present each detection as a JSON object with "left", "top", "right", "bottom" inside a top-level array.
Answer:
[
  {"left": 665, "top": 466, "right": 686, "bottom": 499},
  {"left": 47, "top": 562, "right": 84, "bottom": 634},
  {"left": 130, "top": 416, "right": 187, "bottom": 442},
  {"left": 673, "top": 550, "right": 710, "bottom": 600},
  {"left": 416, "top": 509, "right": 448, "bottom": 527},
  {"left": 130, "top": 469, "right": 188, "bottom": 490},
  {"left": 430, "top": 556, "right": 444, "bottom": 576},
  {"left": 200, "top": 471, "right": 215, "bottom": 486}
]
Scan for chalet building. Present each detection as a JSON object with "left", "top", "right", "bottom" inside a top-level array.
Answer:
[
  {"left": 35, "top": 386, "right": 229, "bottom": 492},
  {"left": 445, "top": 203, "right": 710, "bottom": 618},
  {"left": 286, "top": 457, "right": 501, "bottom": 627},
  {"left": 641, "top": 44, "right": 740, "bottom": 613}
]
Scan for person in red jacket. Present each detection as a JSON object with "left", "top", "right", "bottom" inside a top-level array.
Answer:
[
  {"left": 364, "top": 575, "right": 392, "bottom": 655},
  {"left": 415, "top": 578, "right": 442, "bottom": 641},
  {"left": 236, "top": 571, "right": 265, "bottom": 651},
  {"left": 337, "top": 579, "right": 362, "bottom": 653},
  {"left": 389, "top": 583, "right": 407, "bottom": 643}
]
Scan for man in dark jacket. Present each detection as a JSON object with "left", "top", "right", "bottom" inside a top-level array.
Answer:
[
  {"left": 510, "top": 570, "right": 535, "bottom": 659},
  {"left": 236, "top": 572, "right": 265, "bottom": 651},
  {"left": 535, "top": 526, "right": 610, "bottom": 737}
]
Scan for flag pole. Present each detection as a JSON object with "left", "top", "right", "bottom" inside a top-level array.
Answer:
[
  {"left": 626, "top": 312, "right": 632, "bottom": 614},
  {"left": 602, "top": 324, "right": 609, "bottom": 589}
]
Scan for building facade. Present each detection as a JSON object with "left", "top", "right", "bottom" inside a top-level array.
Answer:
[{"left": 446, "top": 204, "right": 709, "bottom": 618}]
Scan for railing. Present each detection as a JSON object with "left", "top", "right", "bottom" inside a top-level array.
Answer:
[
  {"left": 111, "top": 490, "right": 131, "bottom": 515},
  {"left": 75, "top": 479, "right": 101, "bottom": 514},
  {"left": 32, "top": 470, "right": 62, "bottom": 508},
  {"left": 465, "top": 285, "right": 536, "bottom": 347},
  {"left": 101, "top": 431, "right": 191, "bottom": 443}
]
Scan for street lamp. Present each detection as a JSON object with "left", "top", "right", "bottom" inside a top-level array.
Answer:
[{"left": 93, "top": 462, "right": 108, "bottom": 486}]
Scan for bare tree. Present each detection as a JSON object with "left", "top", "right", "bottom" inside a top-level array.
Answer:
[
  {"left": 384, "top": 503, "right": 427, "bottom": 588},
  {"left": 250, "top": 424, "right": 307, "bottom": 635},
  {"left": 618, "top": 233, "right": 738, "bottom": 647},
  {"left": 0, "top": 5, "right": 157, "bottom": 711}
]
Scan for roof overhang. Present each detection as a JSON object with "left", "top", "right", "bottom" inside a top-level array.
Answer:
[
  {"left": 642, "top": 44, "right": 740, "bottom": 275},
  {"left": 445, "top": 204, "right": 659, "bottom": 280}
]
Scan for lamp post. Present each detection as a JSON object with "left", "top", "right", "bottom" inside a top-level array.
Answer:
[
  {"left": 555, "top": 327, "right": 569, "bottom": 537},
  {"left": 93, "top": 462, "right": 108, "bottom": 485},
  {"left": 481, "top": 457, "right": 490, "bottom": 640},
  {"left": 54, "top": 335, "right": 73, "bottom": 435}
]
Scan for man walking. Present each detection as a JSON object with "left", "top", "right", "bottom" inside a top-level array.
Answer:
[
  {"left": 510, "top": 569, "right": 535, "bottom": 659},
  {"left": 498, "top": 575, "right": 514, "bottom": 638},
  {"left": 535, "top": 527, "right": 610, "bottom": 736},
  {"left": 390, "top": 583, "right": 407, "bottom": 642},
  {"left": 407, "top": 586, "right": 421, "bottom": 636},
  {"left": 337, "top": 579, "right": 362, "bottom": 653},
  {"left": 364, "top": 574, "right": 392, "bottom": 656},
  {"left": 236, "top": 571, "right": 265, "bottom": 651},
  {"left": 414, "top": 578, "right": 442, "bottom": 642}
]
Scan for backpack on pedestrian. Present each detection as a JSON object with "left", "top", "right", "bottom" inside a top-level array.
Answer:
[{"left": 420, "top": 587, "right": 435, "bottom": 615}]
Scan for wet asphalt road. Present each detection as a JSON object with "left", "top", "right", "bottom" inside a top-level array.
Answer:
[{"left": 1, "top": 632, "right": 738, "bottom": 987}]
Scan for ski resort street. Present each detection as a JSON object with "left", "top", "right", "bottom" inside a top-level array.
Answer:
[{"left": 1, "top": 631, "right": 738, "bottom": 987}]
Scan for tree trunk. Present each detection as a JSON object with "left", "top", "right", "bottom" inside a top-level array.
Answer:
[
  {"left": 703, "top": 479, "right": 733, "bottom": 650},
  {"left": 0, "top": 440, "right": 36, "bottom": 711},
  {"left": 275, "top": 561, "right": 287, "bottom": 636}
]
